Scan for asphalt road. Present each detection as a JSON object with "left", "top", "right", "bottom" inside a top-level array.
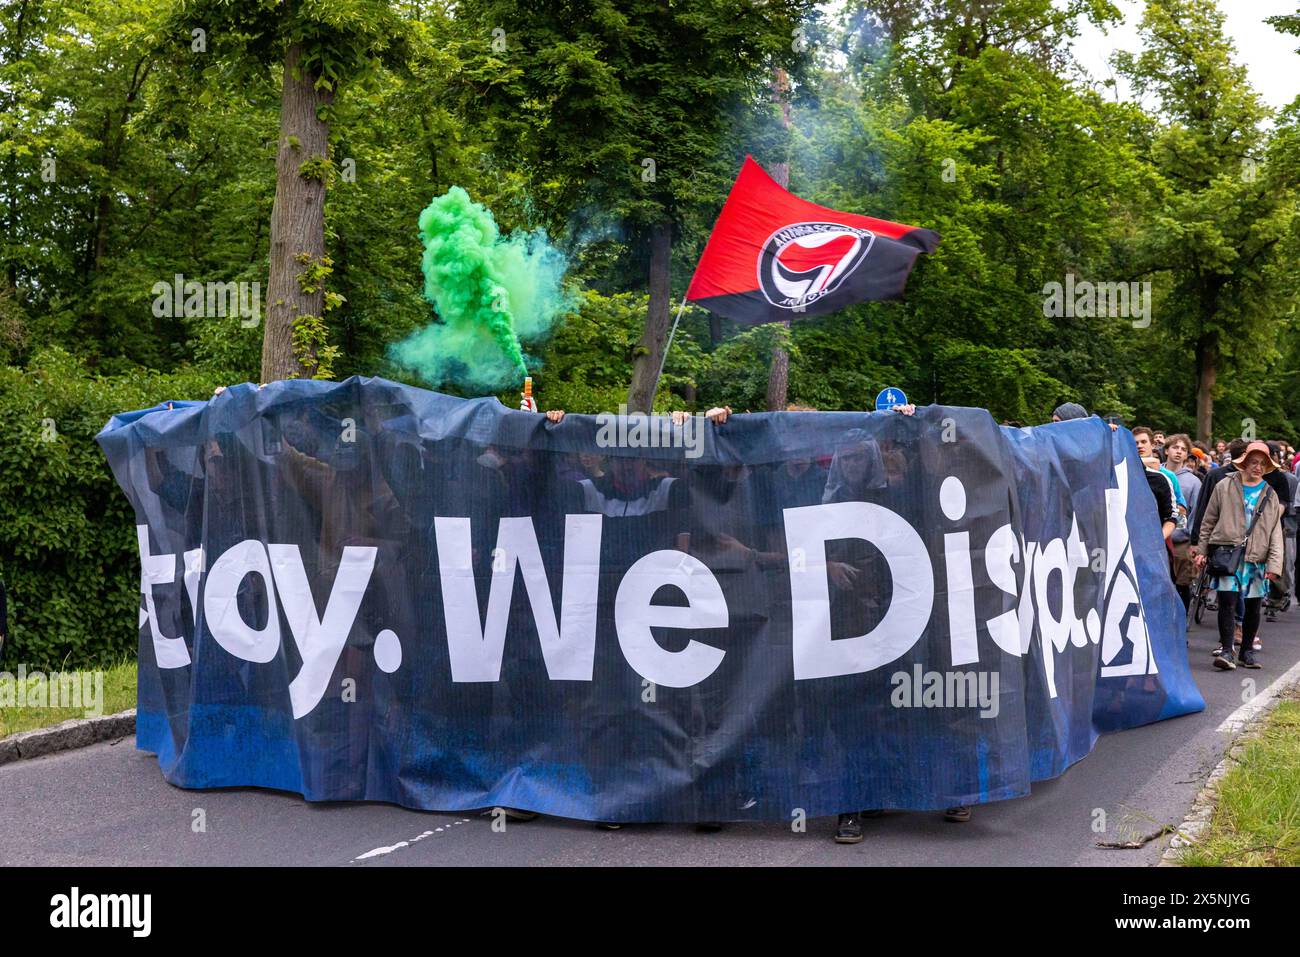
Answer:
[{"left": 4, "top": 609, "right": 1298, "bottom": 867}]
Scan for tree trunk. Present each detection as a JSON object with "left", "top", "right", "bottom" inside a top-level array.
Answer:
[
  {"left": 262, "top": 40, "right": 333, "bottom": 383},
  {"left": 766, "top": 320, "right": 791, "bottom": 411},
  {"left": 764, "top": 153, "right": 792, "bottom": 412},
  {"left": 2, "top": 0, "right": 28, "bottom": 290},
  {"left": 1195, "top": 331, "right": 1217, "bottom": 444},
  {"left": 765, "top": 68, "right": 794, "bottom": 411},
  {"left": 626, "top": 222, "right": 673, "bottom": 413}
]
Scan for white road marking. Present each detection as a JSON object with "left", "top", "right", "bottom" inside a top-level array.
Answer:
[
  {"left": 352, "top": 828, "right": 441, "bottom": 863},
  {"left": 355, "top": 841, "right": 409, "bottom": 860}
]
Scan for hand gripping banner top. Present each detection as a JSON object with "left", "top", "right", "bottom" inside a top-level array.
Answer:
[
  {"left": 97, "top": 378, "right": 1203, "bottom": 823},
  {"left": 685, "top": 156, "right": 941, "bottom": 324}
]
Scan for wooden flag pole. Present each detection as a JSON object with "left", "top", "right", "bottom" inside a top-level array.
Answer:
[{"left": 649, "top": 299, "right": 689, "bottom": 409}]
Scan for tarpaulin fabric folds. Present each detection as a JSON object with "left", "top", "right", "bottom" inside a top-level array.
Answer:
[{"left": 97, "top": 376, "right": 1203, "bottom": 822}]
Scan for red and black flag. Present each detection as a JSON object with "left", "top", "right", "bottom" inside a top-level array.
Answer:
[{"left": 685, "top": 156, "right": 940, "bottom": 325}]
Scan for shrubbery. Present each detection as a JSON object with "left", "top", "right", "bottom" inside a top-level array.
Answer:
[
  {"left": 0, "top": 348, "right": 225, "bottom": 669},
  {"left": 933, "top": 341, "right": 1070, "bottom": 425},
  {"left": 522, "top": 290, "right": 677, "bottom": 413}
]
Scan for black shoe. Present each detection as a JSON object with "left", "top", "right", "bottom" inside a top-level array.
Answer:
[
  {"left": 1239, "top": 652, "right": 1262, "bottom": 669},
  {"left": 596, "top": 822, "right": 623, "bottom": 830},
  {"left": 695, "top": 822, "right": 724, "bottom": 833},
  {"left": 834, "top": 813, "right": 864, "bottom": 844},
  {"left": 1213, "top": 652, "right": 1236, "bottom": 670},
  {"left": 943, "top": 805, "right": 972, "bottom": 823}
]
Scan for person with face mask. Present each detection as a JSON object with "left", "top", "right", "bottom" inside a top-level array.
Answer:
[{"left": 1193, "top": 442, "right": 1285, "bottom": 670}]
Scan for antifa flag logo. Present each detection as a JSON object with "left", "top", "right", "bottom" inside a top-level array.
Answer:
[
  {"left": 758, "top": 223, "right": 875, "bottom": 310},
  {"left": 685, "top": 157, "right": 939, "bottom": 326}
]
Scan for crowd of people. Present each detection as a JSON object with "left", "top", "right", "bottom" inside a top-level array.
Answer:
[
  {"left": 1142, "top": 430, "right": 1295, "bottom": 672},
  {"left": 1049, "top": 402, "right": 1299, "bottom": 671}
]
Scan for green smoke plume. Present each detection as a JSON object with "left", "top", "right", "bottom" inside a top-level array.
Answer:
[{"left": 390, "top": 186, "right": 572, "bottom": 393}]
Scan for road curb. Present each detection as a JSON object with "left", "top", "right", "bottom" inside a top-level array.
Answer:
[
  {"left": 0, "top": 710, "right": 136, "bottom": 766},
  {"left": 1160, "top": 664, "right": 1300, "bottom": 866}
]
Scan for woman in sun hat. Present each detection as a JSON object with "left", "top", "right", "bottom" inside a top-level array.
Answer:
[{"left": 1193, "top": 440, "right": 1285, "bottom": 670}]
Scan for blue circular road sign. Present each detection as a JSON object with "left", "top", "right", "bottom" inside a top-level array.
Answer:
[{"left": 875, "top": 387, "right": 907, "bottom": 412}]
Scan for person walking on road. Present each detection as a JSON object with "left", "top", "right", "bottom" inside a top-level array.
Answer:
[{"left": 1193, "top": 441, "right": 1285, "bottom": 671}]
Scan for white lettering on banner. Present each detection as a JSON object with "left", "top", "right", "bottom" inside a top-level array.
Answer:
[
  {"left": 1099, "top": 458, "right": 1157, "bottom": 678},
  {"left": 1017, "top": 540, "right": 1039, "bottom": 657},
  {"left": 614, "top": 550, "right": 728, "bottom": 687},
  {"left": 435, "top": 515, "right": 603, "bottom": 683},
  {"left": 203, "top": 539, "right": 281, "bottom": 663},
  {"left": 1066, "top": 517, "right": 1099, "bottom": 649},
  {"left": 1033, "top": 515, "right": 1103, "bottom": 697},
  {"left": 136, "top": 525, "right": 191, "bottom": 669},
  {"left": 269, "top": 544, "right": 378, "bottom": 718},
  {"left": 779, "top": 458, "right": 1153, "bottom": 691},
  {"left": 182, "top": 546, "right": 204, "bottom": 628},
  {"left": 133, "top": 459, "right": 1163, "bottom": 713},
  {"left": 940, "top": 476, "right": 979, "bottom": 666},
  {"left": 983, "top": 523, "right": 1023, "bottom": 656},
  {"left": 782, "top": 501, "right": 934, "bottom": 680},
  {"left": 944, "top": 528, "right": 979, "bottom": 666}
]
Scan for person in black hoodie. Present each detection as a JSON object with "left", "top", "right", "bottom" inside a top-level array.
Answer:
[{"left": 1145, "top": 464, "right": 1175, "bottom": 539}]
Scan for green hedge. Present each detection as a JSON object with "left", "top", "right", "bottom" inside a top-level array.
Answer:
[
  {"left": 933, "top": 341, "right": 1070, "bottom": 425},
  {"left": 0, "top": 348, "right": 225, "bottom": 669}
]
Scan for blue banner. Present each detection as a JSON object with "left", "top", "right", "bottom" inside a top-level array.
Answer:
[{"left": 97, "top": 377, "right": 1203, "bottom": 821}]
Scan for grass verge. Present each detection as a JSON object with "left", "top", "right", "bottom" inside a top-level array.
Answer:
[
  {"left": 1179, "top": 697, "right": 1300, "bottom": 866},
  {"left": 0, "top": 659, "right": 138, "bottom": 738}
]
